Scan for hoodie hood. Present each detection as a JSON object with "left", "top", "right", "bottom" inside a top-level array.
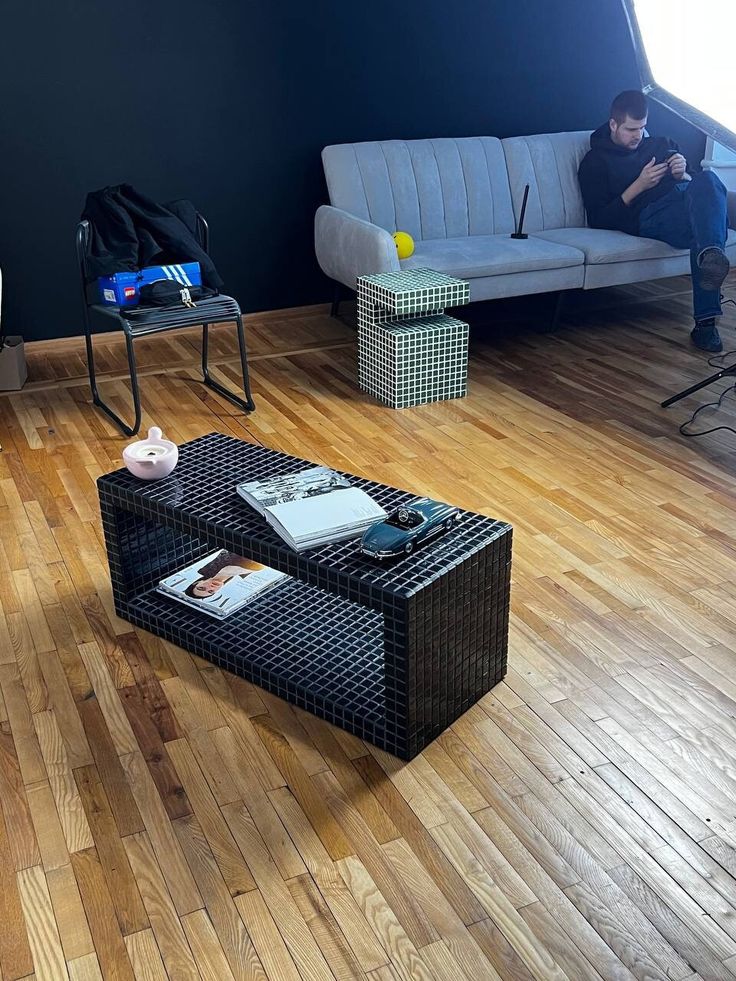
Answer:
[{"left": 590, "top": 122, "right": 632, "bottom": 154}]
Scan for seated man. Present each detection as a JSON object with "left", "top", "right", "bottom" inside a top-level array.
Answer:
[{"left": 578, "top": 90, "right": 730, "bottom": 352}]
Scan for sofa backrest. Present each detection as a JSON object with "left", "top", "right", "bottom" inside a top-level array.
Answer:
[
  {"left": 322, "top": 138, "right": 516, "bottom": 240},
  {"left": 502, "top": 132, "right": 592, "bottom": 231}
]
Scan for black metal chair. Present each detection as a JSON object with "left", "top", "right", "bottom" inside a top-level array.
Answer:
[{"left": 76, "top": 213, "right": 255, "bottom": 436}]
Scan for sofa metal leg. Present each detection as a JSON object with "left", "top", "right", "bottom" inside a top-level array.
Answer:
[
  {"left": 549, "top": 290, "right": 565, "bottom": 332},
  {"left": 330, "top": 282, "right": 343, "bottom": 319}
]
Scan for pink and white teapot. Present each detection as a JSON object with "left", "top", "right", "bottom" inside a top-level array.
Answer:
[{"left": 122, "top": 426, "right": 178, "bottom": 480}]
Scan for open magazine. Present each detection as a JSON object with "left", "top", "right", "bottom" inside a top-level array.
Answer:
[
  {"left": 237, "top": 466, "right": 386, "bottom": 551},
  {"left": 157, "top": 550, "right": 289, "bottom": 619}
]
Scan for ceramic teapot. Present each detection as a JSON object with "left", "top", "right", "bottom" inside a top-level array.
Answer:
[{"left": 123, "top": 427, "right": 178, "bottom": 480}]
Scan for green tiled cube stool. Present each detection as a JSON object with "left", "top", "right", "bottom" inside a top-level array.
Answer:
[{"left": 357, "top": 268, "right": 471, "bottom": 409}]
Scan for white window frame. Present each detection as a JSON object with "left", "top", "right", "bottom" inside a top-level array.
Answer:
[{"left": 702, "top": 138, "right": 736, "bottom": 191}]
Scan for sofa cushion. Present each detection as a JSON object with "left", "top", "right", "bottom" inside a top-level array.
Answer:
[
  {"left": 534, "top": 226, "right": 736, "bottom": 264},
  {"left": 322, "top": 138, "right": 516, "bottom": 241},
  {"left": 502, "top": 132, "right": 592, "bottom": 232},
  {"left": 400, "top": 234, "right": 584, "bottom": 279}
]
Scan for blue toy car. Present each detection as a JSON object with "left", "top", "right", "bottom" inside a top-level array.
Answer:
[{"left": 360, "top": 497, "right": 461, "bottom": 559}]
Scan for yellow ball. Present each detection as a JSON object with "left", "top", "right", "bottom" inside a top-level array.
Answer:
[{"left": 393, "top": 231, "right": 415, "bottom": 260}]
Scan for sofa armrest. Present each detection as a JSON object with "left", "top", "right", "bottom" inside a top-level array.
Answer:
[
  {"left": 315, "top": 205, "right": 399, "bottom": 289},
  {"left": 729, "top": 190, "right": 736, "bottom": 231}
]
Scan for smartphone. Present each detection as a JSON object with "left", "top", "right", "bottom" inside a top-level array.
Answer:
[{"left": 655, "top": 149, "right": 678, "bottom": 165}]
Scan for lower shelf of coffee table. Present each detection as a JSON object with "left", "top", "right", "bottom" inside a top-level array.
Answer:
[{"left": 121, "top": 578, "right": 389, "bottom": 740}]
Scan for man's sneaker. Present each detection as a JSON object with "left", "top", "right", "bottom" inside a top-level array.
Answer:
[
  {"left": 690, "top": 318, "right": 723, "bottom": 353},
  {"left": 697, "top": 247, "right": 730, "bottom": 292}
]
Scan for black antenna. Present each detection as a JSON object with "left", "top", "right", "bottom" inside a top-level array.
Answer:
[{"left": 511, "top": 183, "right": 530, "bottom": 239}]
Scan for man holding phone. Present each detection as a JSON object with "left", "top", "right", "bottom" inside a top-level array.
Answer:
[{"left": 578, "top": 90, "right": 730, "bottom": 351}]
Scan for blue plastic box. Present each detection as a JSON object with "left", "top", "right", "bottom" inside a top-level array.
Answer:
[{"left": 97, "top": 262, "right": 202, "bottom": 307}]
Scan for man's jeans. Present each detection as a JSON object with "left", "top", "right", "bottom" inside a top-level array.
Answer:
[{"left": 638, "top": 170, "right": 728, "bottom": 323}]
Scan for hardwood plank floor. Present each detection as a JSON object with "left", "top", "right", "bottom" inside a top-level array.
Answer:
[{"left": 3, "top": 275, "right": 736, "bottom": 980}]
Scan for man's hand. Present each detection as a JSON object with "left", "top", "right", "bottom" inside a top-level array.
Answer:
[
  {"left": 668, "top": 152, "right": 687, "bottom": 180},
  {"left": 637, "top": 157, "right": 670, "bottom": 190},
  {"left": 621, "top": 157, "right": 669, "bottom": 205}
]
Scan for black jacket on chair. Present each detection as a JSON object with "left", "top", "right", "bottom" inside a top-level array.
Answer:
[{"left": 81, "top": 184, "right": 224, "bottom": 289}]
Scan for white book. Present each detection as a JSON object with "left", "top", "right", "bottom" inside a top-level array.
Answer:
[
  {"left": 237, "top": 467, "right": 386, "bottom": 551},
  {"left": 238, "top": 466, "right": 350, "bottom": 513},
  {"left": 157, "top": 549, "right": 289, "bottom": 619}
]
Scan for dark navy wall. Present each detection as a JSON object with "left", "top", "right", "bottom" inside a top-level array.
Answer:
[{"left": 0, "top": 0, "right": 705, "bottom": 340}]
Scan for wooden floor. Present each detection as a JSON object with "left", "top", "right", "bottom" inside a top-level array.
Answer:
[{"left": 3, "top": 275, "right": 736, "bottom": 981}]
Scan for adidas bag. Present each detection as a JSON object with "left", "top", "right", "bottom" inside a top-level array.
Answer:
[{"left": 97, "top": 262, "right": 202, "bottom": 307}]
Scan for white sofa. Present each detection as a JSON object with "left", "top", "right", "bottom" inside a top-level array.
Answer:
[{"left": 315, "top": 131, "right": 736, "bottom": 304}]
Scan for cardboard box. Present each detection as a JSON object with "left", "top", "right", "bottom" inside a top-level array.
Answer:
[{"left": 0, "top": 337, "right": 27, "bottom": 391}]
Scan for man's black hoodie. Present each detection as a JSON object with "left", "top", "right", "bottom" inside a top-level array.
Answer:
[{"left": 578, "top": 122, "right": 681, "bottom": 235}]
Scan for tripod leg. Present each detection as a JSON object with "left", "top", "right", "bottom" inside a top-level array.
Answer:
[{"left": 661, "top": 364, "right": 736, "bottom": 408}]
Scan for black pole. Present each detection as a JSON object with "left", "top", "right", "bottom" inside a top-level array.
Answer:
[{"left": 511, "top": 184, "right": 529, "bottom": 239}]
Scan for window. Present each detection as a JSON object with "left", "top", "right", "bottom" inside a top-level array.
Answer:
[{"left": 623, "top": 0, "right": 736, "bottom": 151}]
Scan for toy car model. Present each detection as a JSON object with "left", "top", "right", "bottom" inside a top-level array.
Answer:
[{"left": 360, "top": 497, "right": 461, "bottom": 559}]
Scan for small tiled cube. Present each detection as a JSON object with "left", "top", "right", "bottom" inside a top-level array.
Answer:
[
  {"left": 358, "top": 314, "right": 469, "bottom": 409},
  {"left": 358, "top": 268, "right": 470, "bottom": 317},
  {"left": 357, "top": 268, "right": 470, "bottom": 409}
]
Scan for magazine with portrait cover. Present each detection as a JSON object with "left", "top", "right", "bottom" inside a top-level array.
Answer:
[
  {"left": 157, "top": 549, "right": 289, "bottom": 619},
  {"left": 236, "top": 466, "right": 386, "bottom": 551}
]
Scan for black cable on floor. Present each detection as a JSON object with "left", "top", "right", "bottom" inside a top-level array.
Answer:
[{"left": 677, "top": 292, "right": 736, "bottom": 438}]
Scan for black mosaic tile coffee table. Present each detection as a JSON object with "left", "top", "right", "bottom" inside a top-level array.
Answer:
[{"left": 98, "top": 432, "right": 512, "bottom": 760}]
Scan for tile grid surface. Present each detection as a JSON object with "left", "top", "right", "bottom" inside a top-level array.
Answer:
[
  {"left": 357, "top": 267, "right": 471, "bottom": 409},
  {"left": 98, "top": 431, "right": 512, "bottom": 759}
]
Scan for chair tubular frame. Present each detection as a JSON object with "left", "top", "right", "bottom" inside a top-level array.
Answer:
[{"left": 76, "top": 214, "right": 255, "bottom": 437}]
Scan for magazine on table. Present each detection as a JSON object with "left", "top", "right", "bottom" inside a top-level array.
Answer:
[
  {"left": 237, "top": 466, "right": 386, "bottom": 551},
  {"left": 157, "top": 550, "right": 289, "bottom": 619}
]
